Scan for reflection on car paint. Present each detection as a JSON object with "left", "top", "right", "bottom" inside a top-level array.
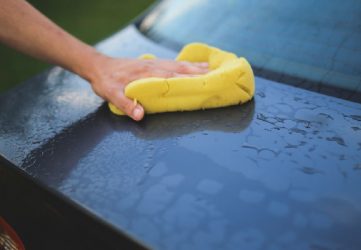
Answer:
[{"left": 0, "top": 26, "right": 361, "bottom": 250}]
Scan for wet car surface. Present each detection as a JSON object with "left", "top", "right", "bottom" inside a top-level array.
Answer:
[{"left": 1, "top": 2, "right": 361, "bottom": 250}]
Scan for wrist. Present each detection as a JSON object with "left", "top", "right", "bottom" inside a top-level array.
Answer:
[{"left": 69, "top": 45, "right": 110, "bottom": 84}]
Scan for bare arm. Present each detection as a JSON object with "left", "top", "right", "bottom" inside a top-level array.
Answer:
[{"left": 0, "top": 0, "right": 208, "bottom": 120}]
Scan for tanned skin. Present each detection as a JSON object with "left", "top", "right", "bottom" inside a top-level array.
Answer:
[{"left": 0, "top": 0, "right": 208, "bottom": 120}]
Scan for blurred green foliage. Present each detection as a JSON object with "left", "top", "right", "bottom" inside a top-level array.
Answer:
[{"left": 0, "top": 0, "right": 154, "bottom": 92}]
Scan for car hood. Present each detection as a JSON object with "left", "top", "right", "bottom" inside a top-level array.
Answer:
[{"left": 1, "top": 25, "right": 361, "bottom": 250}]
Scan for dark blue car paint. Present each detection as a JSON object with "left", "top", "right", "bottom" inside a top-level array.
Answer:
[
  {"left": 140, "top": 0, "right": 361, "bottom": 103},
  {"left": 1, "top": 25, "right": 361, "bottom": 250}
]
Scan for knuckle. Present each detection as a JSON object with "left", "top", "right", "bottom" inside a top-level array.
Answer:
[{"left": 122, "top": 100, "right": 135, "bottom": 114}]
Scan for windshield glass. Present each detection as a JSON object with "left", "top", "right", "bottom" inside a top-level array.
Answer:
[{"left": 140, "top": 0, "right": 361, "bottom": 102}]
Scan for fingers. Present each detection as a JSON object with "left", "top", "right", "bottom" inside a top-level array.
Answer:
[
  {"left": 194, "top": 62, "right": 209, "bottom": 68},
  {"left": 172, "top": 72, "right": 200, "bottom": 78},
  {"left": 178, "top": 62, "right": 209, "bottom": 74},
  {"left": 172, "top": 61, "right": 209, "bottom": 74},
  {"left": 110, "top": 91, "right": 144, "bottom": 121},
  {"left": 95, "top": 58, "right": 210, "bottom": 122},
  {"left": 152, "top": 60, "right": 209, "bottom": 75},
  {"left": 139, "top": 71, "right": 200, "bottom": 80},
  {"left": 121, "top": 59, "right": 208, "bottom": 81}
]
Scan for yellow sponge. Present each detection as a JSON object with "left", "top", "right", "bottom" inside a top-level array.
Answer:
[{"left": 109, "top": 43, "right": 255, "bottom": 116}]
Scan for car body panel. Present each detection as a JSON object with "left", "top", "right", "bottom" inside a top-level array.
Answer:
[
  {"left": 140, "top": 0, "right": 361, "bottom": 103},
  {"left": 1, "top": 25, "right": 361, "bottom": 249}
]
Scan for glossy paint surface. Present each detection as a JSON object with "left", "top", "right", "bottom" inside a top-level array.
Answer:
[
  {"left": 141, "top": 0, "right": 361, "bottom": 102},
  {"left": 1, "top": 26, "right": 361, "bottom": 250}
]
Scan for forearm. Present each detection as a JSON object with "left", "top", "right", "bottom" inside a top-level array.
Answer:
[
  {"left": 0, "top": 0, "right": 100, "bottom": 81},
  {"left": 0, "top": 0, "right": 208, "bottom": 121}
]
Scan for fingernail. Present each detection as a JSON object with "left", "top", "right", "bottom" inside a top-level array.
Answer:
[{"left": 132, "top": 106, "right": 143, "bottom": 119}]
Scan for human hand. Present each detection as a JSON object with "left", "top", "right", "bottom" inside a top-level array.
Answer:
[
  {"left": 88, "top": 55, "right": 209, "bottom": 121},
  {"left": 0, "top": 0, "right": 209, "bottom": 121}
]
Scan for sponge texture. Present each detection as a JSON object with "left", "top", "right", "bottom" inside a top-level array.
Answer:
[{"left": 109, "top": 43, "right": 255, "bottom": 115}]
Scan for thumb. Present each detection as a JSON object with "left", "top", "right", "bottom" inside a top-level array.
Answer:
[{"left": 111, "top": 91, "right": 144, "bottom": 121}]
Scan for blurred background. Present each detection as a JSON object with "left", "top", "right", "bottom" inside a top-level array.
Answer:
[{"left": 0, "top": 0, "right": 154, "bottom": 92}]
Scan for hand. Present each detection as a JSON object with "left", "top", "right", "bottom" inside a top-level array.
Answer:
[
  {"left": 0, "top": 0, "right": 209, "bottom": 121},
  {"left": 88, "top": 55, "right": 209, "bottom": 121}
]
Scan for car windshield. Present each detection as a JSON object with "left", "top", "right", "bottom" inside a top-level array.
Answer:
[{"left": 139, "top": 0, "right": 361, "bottom": 102}]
